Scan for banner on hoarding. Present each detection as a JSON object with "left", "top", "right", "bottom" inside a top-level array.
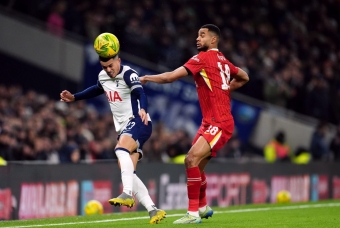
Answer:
[
  {"left": 18, "top": 181, "right": 78, "bottom": 219},
  {"left": 81, "top": 180, "right": 112, "bottom": 215},
  {"left": 2, "top": 161, "right": 340, "bottom": 220}
]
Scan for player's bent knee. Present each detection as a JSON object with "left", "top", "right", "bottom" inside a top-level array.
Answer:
[{"left": 184, "top": 153, "right": 201, "bottom": 168}]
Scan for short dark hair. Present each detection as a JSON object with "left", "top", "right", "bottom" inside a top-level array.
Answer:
[
  {"left": 99, "top": 54, "right": 119, "bottom": 62},
  {"left": 201, "top": 24, "right": 221, "bottom": 38}
]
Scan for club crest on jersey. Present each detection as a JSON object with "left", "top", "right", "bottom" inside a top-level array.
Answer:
[
  {"left": 191, "top": 55, "right": 200, "bottom": 62},
  {"left": 116, "top": 79, "right": 119, "bottom": 87}
]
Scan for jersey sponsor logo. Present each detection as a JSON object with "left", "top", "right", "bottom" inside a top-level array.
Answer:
[
  {"left": 191, "top": 55, "right": 200, "bottom": 62},
  {"left": 105, "top": 91, "right": 123, "bottom": 102},
  {"left": 130, "top": 74, "right": 139, "bottom": 83}
]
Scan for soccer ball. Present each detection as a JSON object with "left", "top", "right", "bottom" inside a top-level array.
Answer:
[
  {"left": 84, "top": 200, "right": 104, "bottom": 215},
  {"left": 276, "top": 190, "right": 291, "bottom": 203},
  {"left": 94, "top": 33, "right": 120, "bottom": 58}
]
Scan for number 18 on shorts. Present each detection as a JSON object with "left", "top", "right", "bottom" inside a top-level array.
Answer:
[{"left": 192, "top": 120, "right": 234, "bottom": 157}]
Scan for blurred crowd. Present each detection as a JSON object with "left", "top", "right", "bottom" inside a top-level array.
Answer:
[
  {"left": 1, "top": 0, "right": 340, "bottom": 163},
  {"left": 1, "top": 84, "right": 339, "bottom": 164},
  {"left": 264, "top": 123, "right": 340, "bottom": 164},
  {"left": 0, "top": 85, "right": 195, "bottom": 163},
  {"left": 3, "top": 0, "right": 340, "bottom": 124}
]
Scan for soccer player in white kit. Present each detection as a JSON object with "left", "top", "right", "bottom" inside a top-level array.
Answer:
[{"left": 60, "top": 54, "right": 166, "bottom": 224}]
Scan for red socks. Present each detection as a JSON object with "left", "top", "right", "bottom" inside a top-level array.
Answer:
[
  {"left": 186, "top": 167, "right": 201, "bottom": 212},
  {"left": 199, "top": 171, "right": 207, "bottom": 208}
]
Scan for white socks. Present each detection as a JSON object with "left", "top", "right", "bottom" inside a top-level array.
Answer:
[
  {"left": 133, "top": 174, "right": 157, "bottom": 212},
  {"left": 188, "top": 211, "right": 199, "bottom": 217},
  {"left": 115, "top": 148, "right": 157, "bottom": 212},
  {"left": 115, "top": 148, "right": 134, "bottom": 196},
  {"left": 188, "top": 206, "right": 206, "bottom": 217},
  {"left": 199, "top": 206, "right": 207, "bottom": 213}
]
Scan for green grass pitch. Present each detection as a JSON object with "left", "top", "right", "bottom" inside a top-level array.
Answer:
[{"left": 0, "top": 200, "right": 339, "bottom": 228}]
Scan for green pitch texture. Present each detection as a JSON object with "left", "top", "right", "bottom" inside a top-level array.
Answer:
[{"left": 1, "top": 200, "right": 339, "bottom": 228}]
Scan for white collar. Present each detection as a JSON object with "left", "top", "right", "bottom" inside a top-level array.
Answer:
[{"left": 208, "top": 48, "right": 219, "bottom": 51}]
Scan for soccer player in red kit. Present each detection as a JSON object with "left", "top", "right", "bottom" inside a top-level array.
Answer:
[{"left": 140, "top": 24, "right": 249, "bottom": 224}]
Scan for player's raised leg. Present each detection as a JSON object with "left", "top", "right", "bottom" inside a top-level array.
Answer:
[
  {"left": 130, "top": 153, "right": 166, "bottom": 224},
  {"left": 133, "top": 172, "right": 166, "bottom": 224}
]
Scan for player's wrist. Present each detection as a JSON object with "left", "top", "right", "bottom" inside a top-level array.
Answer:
[{"left": 144, "top": 76, "right": 149, "bottom": 81}]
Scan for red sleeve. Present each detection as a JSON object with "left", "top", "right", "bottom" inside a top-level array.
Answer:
[
  {"left": 183, "top": 54, "right": 204, "bottom": 75},
  {"left": 226, "top": 60, "right": 239, "bottom": 76}
]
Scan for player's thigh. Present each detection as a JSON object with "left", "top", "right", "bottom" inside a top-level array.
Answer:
[
  {"left": 116, "top": 118, "right": 152, "bottom": 161},
  {"left": 116, "top": 117, "right": 148, "bottom": 152},
  {"left": 187, "top": 136, "right": 212, "bottom": 162},
  {"left": 210, "top": 120, "right": 234, "bottom": 156},
  {"left": 116, "top": 135, "right": 138, "bottom": 152},
  {"left": 193, "top": 120, "right": 234, "bottom": 157}
]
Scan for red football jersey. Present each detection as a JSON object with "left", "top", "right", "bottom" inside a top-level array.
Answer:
[{"left": 184, "top": 49, "right": 239, "bottom": 123}]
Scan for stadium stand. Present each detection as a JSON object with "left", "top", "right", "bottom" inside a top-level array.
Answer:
[
  {"left": 2, "top": 0, "right": 339, "bottom": 123},
  {"left": 1, "top": 0, "right": 340, "bottom": 162}
]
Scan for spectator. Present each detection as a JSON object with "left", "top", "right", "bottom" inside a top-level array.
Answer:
[
  {"left": 310, "top": 122, "right": 330, "bottom": 161},
  {"left": 0, "top": 129, "right": 14, "bottom": 161},
  {"left": 291, "top": 147, "right": 311, "bottom": 164},
  {"left": 58, "top": 143, "right": 80, "bottom": 163},
  {"left": 330, "top": 124, "right": 340, "bottom": 161},
  {"left": 263, "top": 72, "right": 292, "bottom": 107},
  {"left": 331, "top": 87, "right": 340, "bottom": 124},
  {"left": 46, "top": 0, "right": 67, "bottom": 37},
  {"left": 305, "top": 76, "right": 330, "bottom": 120},
  {"left": 147, "top": 139, "right": 164, "bottom": 162},
  {"left": 217, "top": 131, "right": 242, "bottom": 159},
  {"left": 88, "top": 140, "right": 111, "bottom": 160},
  {"left": 264, "top": 131, "right": 291, "bottom": 163}
]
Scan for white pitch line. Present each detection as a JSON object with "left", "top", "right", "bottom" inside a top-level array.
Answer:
[
  {"left": 215, "top": 202, "right": 340, "bottom": 214},
  {"left": 1, "top": 202, "right": 340, "bottom": 228}
]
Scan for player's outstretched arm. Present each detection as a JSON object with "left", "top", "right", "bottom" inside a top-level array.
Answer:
[
  {"left": 140, "top": 66, "right": 188, "bottom": 84},
  {"left": 229, "top": 68, "right": 249, "bottom": 92},
  {"left": 60, "top": 84, "right": 104, "bottom": 102}
]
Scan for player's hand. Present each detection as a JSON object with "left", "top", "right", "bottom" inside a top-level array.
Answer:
[
  {"left": 60, "top": 90, "right": 75, "bottom": 102},
  {"left": 139, "top": 76, "right": 147, "bottom": 85},
  {"left": 139, "top": 109, "right": 148, "bottom": 125}
]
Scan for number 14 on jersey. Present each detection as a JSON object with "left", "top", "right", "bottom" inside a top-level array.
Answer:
[{"left": 217, "top": 62, "right": 231, "bottom": 90}]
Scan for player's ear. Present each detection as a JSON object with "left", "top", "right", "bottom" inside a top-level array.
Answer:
[{"left": 211, "top": 35, "right": 218, "bottom": 45}]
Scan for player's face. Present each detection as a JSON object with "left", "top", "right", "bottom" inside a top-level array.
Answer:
[
  {"left": 100, "top": 57, "right": 121, "bottom": 78},
  {"left": 196, "top": 28, "right": 213, "bottom": 51}
]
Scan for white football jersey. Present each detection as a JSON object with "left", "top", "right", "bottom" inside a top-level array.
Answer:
[{"left": 98, "top": 65, "right": 151, "bottom": 133}]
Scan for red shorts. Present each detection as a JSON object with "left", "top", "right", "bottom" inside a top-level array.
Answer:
[{"left": 192, "top": 119, "right": 234, "bottom": 157}]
